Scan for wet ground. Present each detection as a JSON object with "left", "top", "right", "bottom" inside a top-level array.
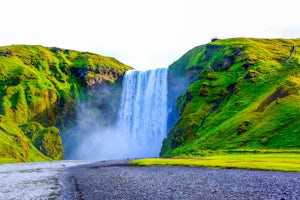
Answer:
[{"left": 0, "top": 160, "right": 91, "bottom": 200}]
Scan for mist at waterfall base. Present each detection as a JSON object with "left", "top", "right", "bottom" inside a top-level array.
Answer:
[{"left": 64, "top": 68, "right": 168, "bottom": 160}]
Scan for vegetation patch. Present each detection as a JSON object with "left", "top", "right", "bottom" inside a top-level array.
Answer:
[
  {"left": 162, "top": 38, "right": 300, "bottom": 156},
  {"left": 130, "top": 152, "right": 300, "bottom": 172},
  {"left": 0, "top": 45, "right": 132, "bottom": 163}
]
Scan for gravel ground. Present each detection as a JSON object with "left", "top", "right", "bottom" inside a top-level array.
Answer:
[
  {"left": 61, "top": 160, "right": 300, "bottom": 200},
  {"left": 0, "top": 160, "right": 92, "bottom": 200}
]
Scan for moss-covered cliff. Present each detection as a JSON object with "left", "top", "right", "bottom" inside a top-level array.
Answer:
[
  {"left": 161, "top": 38, "right": 300, "bottom": 156},
  {"left": 0, "top": 45, "right": 131, "bottom": 163}
]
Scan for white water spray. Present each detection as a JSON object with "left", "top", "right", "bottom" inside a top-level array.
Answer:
[
  {"left": 66, "top": 68, "right": 168, "bottom": 159},
  {"left": 116, "top": 68, "right": 168, "bottom": 157}
]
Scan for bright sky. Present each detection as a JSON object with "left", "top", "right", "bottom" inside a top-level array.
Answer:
[{"left": 1, "top": 0, "right": 299, "bottom": 70}]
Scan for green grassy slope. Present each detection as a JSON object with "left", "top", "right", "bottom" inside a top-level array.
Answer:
[
  {"left": 161, "top": 38, "right": 300, "bottom": 156},
  {"left": 0, "top": 45, "right": 131, "bottom": 163}
]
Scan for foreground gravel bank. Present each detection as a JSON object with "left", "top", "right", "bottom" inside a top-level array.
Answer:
[
  {"left": 0, "top": 160, "right": 92, "bottom": 200},
  {"left": 61, "top": 160, "right": 300, "bottom": 200}
]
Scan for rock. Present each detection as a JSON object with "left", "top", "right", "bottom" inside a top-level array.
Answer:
[{"left": 0, "top": 50, "right": 13, "bottom": 57}]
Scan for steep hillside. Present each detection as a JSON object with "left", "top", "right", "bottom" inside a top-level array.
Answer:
[
  {"left": 161, "top": 38, "right": 300, "bottom": 156},
  {"left": 0, "top": 45, "right": 131, "bottom": 163}
]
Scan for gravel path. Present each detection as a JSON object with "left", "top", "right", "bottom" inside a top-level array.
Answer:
[{"left": 61, "top": 160, "right": 300, "bottom": 200}]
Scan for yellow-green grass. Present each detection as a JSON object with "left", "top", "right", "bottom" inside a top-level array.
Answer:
[{"left": 130, "top": 153, "right": 300, "bottom": 172}]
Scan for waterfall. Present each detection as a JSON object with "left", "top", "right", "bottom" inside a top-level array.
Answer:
[
  {"left": 116, "top": 68, "right": 168, "bottom": 157},
  {"left": 63, "top": 68, "right": 168, "bottom": 160}
]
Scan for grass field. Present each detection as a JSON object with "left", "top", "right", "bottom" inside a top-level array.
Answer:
[{"left": 130, "top": 153, "right": 300, "bottom": 172}]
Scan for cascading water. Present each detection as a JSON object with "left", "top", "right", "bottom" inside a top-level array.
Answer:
[
  {"left": 116, "top": 68, "right": 168, "bottom": 157},
  {"left": 65, "top": 68, "right": 168, "bottom": 160}
]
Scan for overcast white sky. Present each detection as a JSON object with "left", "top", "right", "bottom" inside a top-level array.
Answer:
[{"left": 1, "top": 0, "right": 299, "bottom": 70}]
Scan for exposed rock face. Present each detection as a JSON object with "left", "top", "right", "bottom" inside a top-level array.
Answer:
[
  {"left": 87, "top": 79, "right": 123, "bottom": 126},
  {"left": 0, "top": 45, "right": 132, "bottom": 163}
]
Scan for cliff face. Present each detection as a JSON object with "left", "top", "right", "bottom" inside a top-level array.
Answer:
[
  {"left": 0, "top": 45, "right": 132, "bottom": 163},
  {"left": 161, "top": 38, "right": 300, "bottom": 156},
  {"left": 2, "top": 39, "right": 299, "bottom": 162}
]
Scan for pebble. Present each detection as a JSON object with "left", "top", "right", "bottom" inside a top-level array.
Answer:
[{"left": 60, "top": 160, "right": 300, "bottom": 200}]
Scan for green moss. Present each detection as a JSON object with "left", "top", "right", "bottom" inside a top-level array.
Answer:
[
  {"left": 162, "top": 38, "right": 300, "bottom": 156},
  {"left": 0, "top": 116, "right": 49, "bottom": 163},
  {"left": 0, "top": 45, "right": 132, "bottom": 163},
  {"left": 20, "top": 122, "right": 63, "bottom": 160}
]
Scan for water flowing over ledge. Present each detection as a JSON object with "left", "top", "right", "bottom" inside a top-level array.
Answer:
[
  {"left": 117, "top": 68, "right": 168, "bottom": 157},
  {"left": 66, "top": 68, "right": 168, "bottom": 160}
]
